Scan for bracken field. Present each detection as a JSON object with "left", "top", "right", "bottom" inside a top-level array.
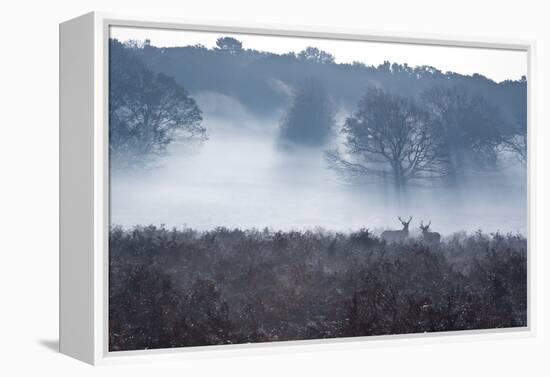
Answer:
[{"left": 109, "top": 225, "right": 527, "bottom": 351}]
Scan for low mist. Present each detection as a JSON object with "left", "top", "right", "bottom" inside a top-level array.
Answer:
[{"left": 110, "top": 92, "right": 527, "bottom": 236}]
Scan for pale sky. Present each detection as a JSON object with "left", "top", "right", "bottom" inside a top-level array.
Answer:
[{"left": 110, "top": 26, "right": 527, "bottom": 83}]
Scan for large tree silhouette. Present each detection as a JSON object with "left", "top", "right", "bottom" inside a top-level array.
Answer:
[
  {"left": 109, "top": 40, "right": 206, "bottom": 169},
  {"left": 327, "top": 88, "right": 447, "bottom": 192}
]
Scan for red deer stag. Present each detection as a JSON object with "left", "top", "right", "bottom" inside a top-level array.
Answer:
[
  {"left": 419, "top": 220, "right": 441, "bottom": 244},
  {"left": 381, "top": 216, "right": 412, "bottom": 243}
]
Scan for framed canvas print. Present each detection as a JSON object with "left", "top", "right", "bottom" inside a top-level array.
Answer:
[{"left": 60, "top": 12, "right": 533, "bottom": 365}]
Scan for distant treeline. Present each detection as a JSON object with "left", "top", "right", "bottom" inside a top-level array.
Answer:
[
  {"left": 125, "top": 37, "right": 526, "bottom": 123},
  {"left": 109, "top": 226, "right": 527, "bottom": 351}
]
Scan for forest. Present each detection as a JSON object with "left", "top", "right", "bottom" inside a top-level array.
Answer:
[{"left": 109, "top": 226, "right": 527, "bottom": 350}]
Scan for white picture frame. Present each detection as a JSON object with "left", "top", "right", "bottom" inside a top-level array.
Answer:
[{"left": 59, "top": 11, "right": 535, "bottom": 365}]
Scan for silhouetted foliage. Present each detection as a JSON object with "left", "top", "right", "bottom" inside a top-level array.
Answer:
[
  {"left": 421, "top": 86, "right": 505, "bottom": 181},
  {"left": 297, "top": 47, "right": 336, "bottom": 64},
  {"left": 109, "top": 40, "right": 206, "bottom": 169},
  {"left": 215, "top": 37, "right": 243, "bottom": 54},
  {"left": 279, "top": 78, "right": 335, "bottom": 146},
  {"left": 109, "top": 225, "right": 527, "bottom": 350}
]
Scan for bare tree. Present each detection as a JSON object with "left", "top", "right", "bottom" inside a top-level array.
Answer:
[
  {"left": 327, "top": 88, "right": 447, "bottom": 192},
  {"left": 501, "top": 112, "right": 527, "bottom": 165},
  {"left": 502, "top": 134, "right": 527, "bottom": 164}
]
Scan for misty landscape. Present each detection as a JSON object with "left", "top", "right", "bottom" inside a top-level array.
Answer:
[{"left": 108, "top": 30, "right": 528, "bottom": 351}]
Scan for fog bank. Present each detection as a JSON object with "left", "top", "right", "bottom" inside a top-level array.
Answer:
[{"left": 110, "top": 92, "right": 527, "bottom": 236}]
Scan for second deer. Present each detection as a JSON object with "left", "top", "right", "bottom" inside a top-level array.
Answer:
[{"left": 419, "top": 220, "right": 441, "bottom": 244}]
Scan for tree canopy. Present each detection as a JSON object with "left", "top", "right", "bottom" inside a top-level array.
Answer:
[
  {"left": 109, "top": 40, "right": 206, "bottom": 170},
  {"left": 421, "top": 85, "right": 504, "bottom": 178},
  {"left": 297, "top": 47, "right": 336, "bottom": 64},
  {"left": 279, "top": 78, "right": 335, "bottom": 146},
  {"left": 130, "top": 36, "right": 526, "bottom": 122},
  {"left": 215, "top": 37, "right": 243, "bottom": 54}
]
